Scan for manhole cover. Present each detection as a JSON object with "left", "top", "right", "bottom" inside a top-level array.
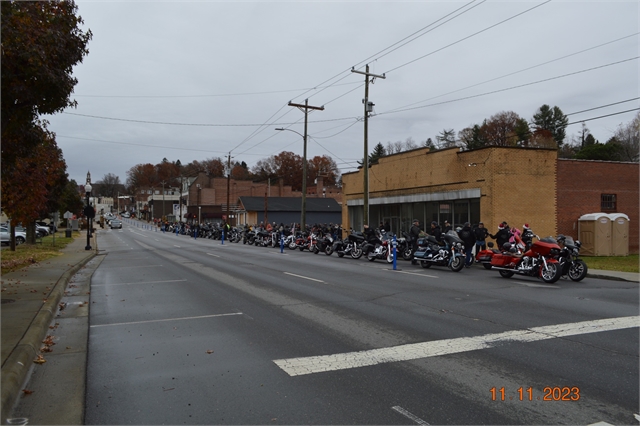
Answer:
[{"left": 2, "top": 299, "right": 16, "bottom": 304}]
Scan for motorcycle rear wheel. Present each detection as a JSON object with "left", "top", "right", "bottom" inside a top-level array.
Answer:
[
  {"left": 368, "top": 254, "right": 376, "bottom": 262},
  {"left": 568, "top": 259, "right": 588, "bottom": 281},
  {"left": 288, "top": 241, "right": 297, "bottom": 250},
  {"left": 420, "top": 261, "right": 431, "bottom": 269},
  {"left": 325, "top": 246, "right": 333, "bottom": 256},
  {"left": 499, "top": 270, "right": 514, "bottom": 278},
  {"left": 450, "top": 256, "right": 464, "bottom": 272},
  {"left": 541, "top": 262, "right": 561, "bottom": 283},
  {"left": 337, "top": 251, "right": 344, "bottom": 258},
  {"left": 482, "top": 263, "right": 492, "bottom": 270}
]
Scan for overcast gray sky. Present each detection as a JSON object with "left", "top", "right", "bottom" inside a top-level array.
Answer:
[{"left": 44, "top": 0, "right": 639, "bottom": 186}]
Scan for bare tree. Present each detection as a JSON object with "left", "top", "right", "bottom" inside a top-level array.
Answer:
[{"left": 613, "top": 111, "right": 640, "bottom": 162}]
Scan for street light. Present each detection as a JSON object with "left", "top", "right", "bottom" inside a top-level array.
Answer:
[{"left": 275, "top": 127, "right": 307, "bottom": 231}]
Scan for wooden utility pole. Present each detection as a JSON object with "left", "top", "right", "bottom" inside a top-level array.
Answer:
[
  {"left": 226, "top": 153, "right": 231, "bottom": 225},
  {"left": 351, "top": 64, "right": 385, "bottom": 228},
  {"left": 286, "top": 99, "right": 324, "bottom": 232}
]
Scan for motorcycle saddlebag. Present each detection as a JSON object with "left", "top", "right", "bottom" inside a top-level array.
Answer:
[
  {"left": 413, "top": 248, "right": 429, "bottom": 259},
  {"left": 490, "top": 253, "right": 513, "bottom": 267}
]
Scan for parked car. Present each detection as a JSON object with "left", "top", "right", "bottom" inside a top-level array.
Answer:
[
  {"left": 1, "top": 226, "right": 27, "bottom": 245},
  {"left": 122, "top": 212, "right": 131, "bottom": 218},
  {"left": 110, "top": 219, "right": 123, "bottom": 229}
]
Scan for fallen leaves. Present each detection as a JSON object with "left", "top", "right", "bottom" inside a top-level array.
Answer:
[
  {"left": 22, "top": 389, "right": 34, "bottom": 395},
  {"left": 33, "top": 355, "right": 46, "bottom": 364},
  {"left": 206, "top": 350, "right": 214, "bottom": 354}
]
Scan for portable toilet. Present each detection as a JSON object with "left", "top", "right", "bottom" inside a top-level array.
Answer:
[
  {"left": 608, "top": 213, "right": 630, "bottom": 256},
  {"left": 578, "top": 213, "right": 612, "bottom": 256}
]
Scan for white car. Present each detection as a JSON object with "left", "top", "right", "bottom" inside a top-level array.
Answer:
[
  {"left": 122, "top": 212, "right": 131, "bottom": 218},
  {"left": 1, "top": 226, "right": 27, "bottom": 245}
]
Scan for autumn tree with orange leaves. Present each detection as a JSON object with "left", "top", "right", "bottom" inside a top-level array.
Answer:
[{"left": 1, "top": 1, "right": 92, "bottom": 248}]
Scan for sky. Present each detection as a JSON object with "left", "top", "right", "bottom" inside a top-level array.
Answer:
[{"left": 44, "top": 0, "right": 639, "bottom": 187}]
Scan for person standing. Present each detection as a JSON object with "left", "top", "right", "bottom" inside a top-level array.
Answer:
[
  {"left": 430, "top": 221, "right": 443, "bottom": 242},
  {"left": 409, "top": 219, "right": 421, "bottom": 265},
  {"left": 473, "top": 222, "right": 489, "bottom": 254},
  {"left": 490, "top": 222, "right": 511, "bottom": 250},
  {"left": 443, "top": 220, "right": 452, "bottom": 233},
  {"left": 457, "top": 222, "right": 475, "bottom": 267}
]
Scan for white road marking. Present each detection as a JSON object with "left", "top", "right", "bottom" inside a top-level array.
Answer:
[
  {"left": 511, "top": 280, "right": 560, "bottom": 288},
  {"left": 174, "top": 245, "right": 181, "bottom": 248},
  {"left": 207, "top": 253, "right": 220, "bottom": 258},
  {"left": 284, "top": 272, "right": 324, "bottom": 283},
  {"left": 274, "top": 316, "right": 640, "bottom": 376},
  {"left": 386, "top": 269, "right": 438, "bottom": 279},
  {"left": 90, "top": 312, "right": 243, "bottom": 328},
  {"left": 92, "top": 279, "right": 187, "bottom": 287},
  {"left": 392, "top": 406, "right": 429, "bottom": 425}
]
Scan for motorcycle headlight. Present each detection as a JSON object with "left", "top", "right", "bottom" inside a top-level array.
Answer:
[{"left": 456, "top": 242, "right": 462, "bottom": 248}]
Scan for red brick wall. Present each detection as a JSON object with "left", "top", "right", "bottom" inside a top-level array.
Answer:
[{"left": 557, "top": 159, "right": 639, "bottom": 253}]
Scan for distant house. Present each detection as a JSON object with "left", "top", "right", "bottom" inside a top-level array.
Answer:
[{"left": 238, "top": 197, "right": 342, "bottom": 226}]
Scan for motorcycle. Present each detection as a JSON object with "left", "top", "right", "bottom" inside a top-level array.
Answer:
[
  {"left": 413, "top": 230, "right": 466, "bottom": 272},
  {"left": 365, "top": 231, "right": 394, "bottom": 263},
  {"left": 334, "top": 230, "right": 365, "bottom": 259},
  {"left": 398, "top": 232, "right": 414, "bottom": 261},
  {"left": 555, "top": 234, "right": 588, "bottom": 281},
  {"left": 475, "top": 241, "right": 500, "bottom": 269},
  {"left": 489, "top": 236, "right": 562, "bottom": 283},
  {"left": 315, "top": 232, "right": 334, "bottom": 255}
]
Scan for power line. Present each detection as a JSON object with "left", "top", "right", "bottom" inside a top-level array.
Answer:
[
  {"left": 375, "top": 57, "right": 639, "bottom": 117},
  {"left": 383, "top": 33, "right": 640, "bottom": 115},
  {"left": 383, "top": 0, "right": 552, "bottom": 74},
  {"left": 566, "top": 98, "right": 640, "bottom": 116}
]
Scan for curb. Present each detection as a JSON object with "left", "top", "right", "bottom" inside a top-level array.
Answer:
[
  {"left": 586, "top": 273, "right": 639, "bottom": 283},
  {"left": 0, "top": 249, "right": 96, "bottom": 424}
]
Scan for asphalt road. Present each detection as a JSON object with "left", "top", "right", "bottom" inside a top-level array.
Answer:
[{"left": 84, "top": 223, "right": 639, "bottom": 425}]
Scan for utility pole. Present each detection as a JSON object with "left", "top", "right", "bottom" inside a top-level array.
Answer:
[
  {"left": 160, "top": 180, "right": 166, "bottom": 220},
  {"left": 226, "top": 153, "right": 231, "bottom": 225},
  {"left": 286, "top": 99, "right": 324, "bottom": 231},
  {"left": 351, "top": 64, "right": 385, "bottom": 228}
]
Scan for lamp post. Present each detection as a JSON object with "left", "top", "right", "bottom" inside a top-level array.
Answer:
[
  {"left": 84, "top": 182, "right": 92, "bottom": 250},
  {"left": 275, "top": 127, "right": 307, "bottom": 231}
]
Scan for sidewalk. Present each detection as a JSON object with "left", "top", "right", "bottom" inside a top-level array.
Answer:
[
  {"left": 587, "top": 268, "right": 639, "bottom": 282},
  {"left": 1, "top": 233, "right": 96, "bottom": 423}
]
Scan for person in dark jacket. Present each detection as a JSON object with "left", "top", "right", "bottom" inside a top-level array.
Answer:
[
  {"left": 409, "top": 219, "right": 421, "bottom": 264},
  {"left": 457, "top": 222, "right": 475, "bottom": 267},
  {"left": 490, "top": 222, "right": 512, "bottom": 250},
  {"left": 473, "top": 222, "right": 490, "bottom": 254},
  {"left": 363, "top": 224, "right": 380, "bottom": 255},
  {"left": 430, "top": 221, "right": 443, "bottom": 243},
  {"left": 443, "top": 220, "right": 452, "bottom": 233}
]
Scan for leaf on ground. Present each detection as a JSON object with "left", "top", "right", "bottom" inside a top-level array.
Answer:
[
  {"left": 33, "top": 355, "right": 46, "bottom": 364},
  {"left": 206, "top": 350, "right": 214, "bottom": 354}
]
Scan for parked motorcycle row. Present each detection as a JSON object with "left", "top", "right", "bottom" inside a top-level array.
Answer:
[{"left": 170, "top": 221, "right": 587, "bottom": 285}]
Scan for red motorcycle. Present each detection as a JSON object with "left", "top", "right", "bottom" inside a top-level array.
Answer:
[{"left": 489, "top": 235, "right": 562, "bottom": 283}]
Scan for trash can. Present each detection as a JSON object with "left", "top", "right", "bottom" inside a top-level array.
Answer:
[{"left": 65, "top": 229, "right": 72, "bottom": 238}]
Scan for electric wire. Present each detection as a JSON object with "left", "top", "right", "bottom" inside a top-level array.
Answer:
[
  {"left": 374, "top": 57, "right": 639, "bottom": 117},
  {"left": 383, "top": 33, "right": 640, "bottom": 115},
  {"left": 383, "top": 0, "right": 552, "bottom": 74}
]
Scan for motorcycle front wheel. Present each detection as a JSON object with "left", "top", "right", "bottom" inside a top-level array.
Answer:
[
  {"left": 288, "top": 241, "right": 297, "bottom": 250},
  {"left": 325, "top": 246, "right": 334, "bottom": 256},
  {"left": 351, "top": 247, "right": 363, "bottom": 259},
  {"left": 540, "top": 262, "right": 562, "bottom": 283},
  {"left": 450, "top": 256, "right": 464, "bottom": 272},
  {"left": 568, "top": 259, "right": 588, "bottom": 282},
  {"left": 402, "top": 248, "right": 413, "bottom": 261}
]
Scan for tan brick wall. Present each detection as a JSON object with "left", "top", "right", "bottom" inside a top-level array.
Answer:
[{"left": 342, "top": 146, "right": 558, "bottom": 238}]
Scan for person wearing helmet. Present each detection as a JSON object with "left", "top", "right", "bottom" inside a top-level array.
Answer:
[{"left": 457, "top": 222, "right": 475, "bottom": 267}]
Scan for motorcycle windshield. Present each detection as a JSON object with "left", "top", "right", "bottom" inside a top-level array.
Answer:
[{"left": 444, "top": 230, "right": 462, "bottom": 244}]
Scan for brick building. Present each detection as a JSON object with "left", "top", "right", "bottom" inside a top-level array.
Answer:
[
  {"left": 556, "top": 159, "right": 638, "bottom": 253},
  {"left": 183, "top": 172, "right": 342, "bottom": 225},
  {"left": 342, "top": 146, "right": 638, "bottom": 253}
]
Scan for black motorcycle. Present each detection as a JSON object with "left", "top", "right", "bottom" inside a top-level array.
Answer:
[
  {"left": 413, "top": 230, "right": 466, "bottom": 272},
  {"left": 333, "top": 230, "right": 364, "bottom": 259},
  {"left": 555, "top": 235, "right": 588, "bottom": 281}
]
